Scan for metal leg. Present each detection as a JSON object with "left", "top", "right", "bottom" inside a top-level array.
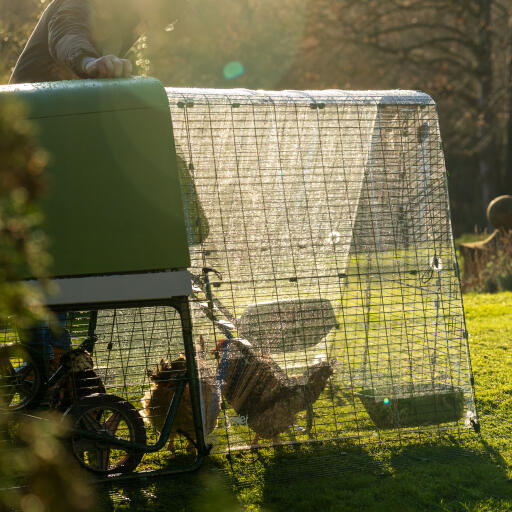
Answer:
[
  {"left": 306, "top": 404, "right": 314, "bottom": 438},
  {"left": 176, "top": 296, "right": 210, "bottom": 458},
  {"left": 31, "top": 297, "right": 210, "bottom": 480},
  {"left": 81, "top": 310, "right": 98, "bottom": 354}
]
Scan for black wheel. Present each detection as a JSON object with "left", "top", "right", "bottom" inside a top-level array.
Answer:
[
  {"left": 0, "top": 344, "right": 46, "bottom": 410},
  {"left": 64, "top": 393, "right": 146, "bottom": 474}
]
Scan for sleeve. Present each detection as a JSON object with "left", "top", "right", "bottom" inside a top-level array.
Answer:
[{"left": 47, "top": 0, "right": 100, "bottom": 77}]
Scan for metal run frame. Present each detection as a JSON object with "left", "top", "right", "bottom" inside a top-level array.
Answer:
[{"left": 33, "top": 271, "right": 211, "bottom": 480}]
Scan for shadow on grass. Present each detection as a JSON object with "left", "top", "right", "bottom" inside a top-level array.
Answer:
[
  {"left": 254, "top": 437, "right": 512, "bottom": 512},
  {"left": 95, "top": 454, "right": 242, "bottom": 512},
  {"left": 94, "top": 435, "right": 512, "bottom": 512}
]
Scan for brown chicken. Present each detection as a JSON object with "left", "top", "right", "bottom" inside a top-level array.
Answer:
[
  {"left": 140, "top": 354, "right": 220, "bottom": 451},
  {"left": 215, "top": 337, "right": 335, "bottom": 443},
  {"left": 48, "top": 348, "right": 105, "bottom": 410}
]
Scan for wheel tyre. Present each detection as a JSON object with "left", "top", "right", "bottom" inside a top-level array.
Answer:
[
  {"left": 0, "top": 344, "right": 46, "bottom": 411},
  {"left": 64, "top": 393, "right": 147, "bottom": 474}
]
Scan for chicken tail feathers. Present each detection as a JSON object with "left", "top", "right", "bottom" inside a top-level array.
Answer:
[{"left": 304, "top": 359, "right": 335, "bottom": 405}]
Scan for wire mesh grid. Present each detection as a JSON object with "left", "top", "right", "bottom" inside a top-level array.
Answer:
[
  {"left": 0, "top": 306, "right": 205, "bottom": 471},
  {"left": 166, "top": 87, "right": 477, "bottom": 453}
]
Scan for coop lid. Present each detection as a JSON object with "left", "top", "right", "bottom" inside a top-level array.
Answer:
[
  {"left": 1, "top": 77, "right": 171, "bottom": 118},
  {"left": 0, "top": 78, "right": 190, "bottom": 278}
]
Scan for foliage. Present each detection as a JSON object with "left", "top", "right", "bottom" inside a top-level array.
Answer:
[
  {"left": 0, "top": 99, "right": 50, "bottom": 328},
  {"left": 0, "top": 0, "right": 49, "bottom": 83},
  {"left": 145, "top": 0, "right": 309, "bottom": 90},
  {"left": 463, "top": 230, "right": 512, "bottom": 293},
  {"left": 0, "top": 415, "right": 95, "bottom": 512},
  {"left": 0, "top": 99, "right": 96, "bottom": 511}
]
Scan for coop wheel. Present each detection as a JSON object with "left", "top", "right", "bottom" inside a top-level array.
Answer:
[
  {"left": 0, "top": 344, "right": 46, "bottom": 411},
  {"left": 64, "top": 393, "right": 147, "bottom": 474}
]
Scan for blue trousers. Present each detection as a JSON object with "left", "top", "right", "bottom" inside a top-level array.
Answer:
[{"left": 24, "top": 312, "right": 71, "bottom": 360}]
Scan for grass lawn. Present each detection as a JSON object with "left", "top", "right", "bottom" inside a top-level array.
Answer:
[{"left": 98, "top": 291, "right": 512, "bottom": 511}]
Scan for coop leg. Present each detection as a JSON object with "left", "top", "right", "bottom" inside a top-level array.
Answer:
[
  {"left": 176, "top": 297, "right": 209, "bottom": 458},
  {"left": 306, "top": 404, "right": 314, "bottom": 438}
]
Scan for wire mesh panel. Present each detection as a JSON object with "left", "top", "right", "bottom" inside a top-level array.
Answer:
[
  {"left": 0, "top": 305, "right": 210, "bottom": 472},
  {"left": 166, "top": 88, "right": 477, "bottom": 452}
]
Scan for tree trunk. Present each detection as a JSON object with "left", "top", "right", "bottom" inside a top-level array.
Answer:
[
  {"left": 506, "top": 8, "right": 512, "bottom": 193},
  {"left": 477, "top": 0, "right": 495, "bottom": 216}
]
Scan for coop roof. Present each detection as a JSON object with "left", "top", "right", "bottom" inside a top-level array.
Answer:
[{"left": 167, "top": 88, "right": 435, "bottom": 106}]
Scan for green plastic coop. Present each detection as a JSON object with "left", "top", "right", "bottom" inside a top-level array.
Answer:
[
  {"left": 0, "top": 78, "right": 209, "bottom": 477},
  {"left": 0, "top": 77, "right": 190, "bottom": 281}
]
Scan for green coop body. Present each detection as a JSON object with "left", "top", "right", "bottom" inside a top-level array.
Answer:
[{"left": 0, "top": 78, "right": 190, "bottom": 278}]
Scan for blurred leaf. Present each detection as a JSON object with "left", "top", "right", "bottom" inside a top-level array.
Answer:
[{"left": 0, "top": 98, "right": 96, "bottom": 511}]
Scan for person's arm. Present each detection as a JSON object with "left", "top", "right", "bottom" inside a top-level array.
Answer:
[{"left": 48, "top": 0, "right": 132, "bottom": 78}]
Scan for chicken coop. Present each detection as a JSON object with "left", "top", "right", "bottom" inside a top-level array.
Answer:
[
  {"left": 166, "top": 87, "right": 478, "bottom": 453},
  {"left": 0, "top": 78, "right": 478, "bottom": 479},
  {"left": 0, "top": 78, "right": 210, "bottom": 477}
]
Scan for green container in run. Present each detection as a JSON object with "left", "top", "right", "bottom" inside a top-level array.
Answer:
[{"left": 0, "top": 77, "right": 190, "bottom": 278}]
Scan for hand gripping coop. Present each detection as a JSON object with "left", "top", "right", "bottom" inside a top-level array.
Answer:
[{"left": 0, "top": 78, "right": 478, "bottom": 477}]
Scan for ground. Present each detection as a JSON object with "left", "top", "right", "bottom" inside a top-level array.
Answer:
[{"left": 96, "top": 291, "right": 512, "bottom": 511}]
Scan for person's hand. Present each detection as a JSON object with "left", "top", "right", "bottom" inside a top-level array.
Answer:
[{"left": 81, "top": 55, "right": 133, "bottom": 78}]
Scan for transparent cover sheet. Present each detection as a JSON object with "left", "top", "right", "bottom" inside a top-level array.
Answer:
[{"left": 166, "top": 88, "right": 476, "bottom": 452}]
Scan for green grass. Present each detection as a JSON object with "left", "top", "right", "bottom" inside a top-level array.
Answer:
[{"left": 97, "top": 291, "right": 512, "bottom": 511}]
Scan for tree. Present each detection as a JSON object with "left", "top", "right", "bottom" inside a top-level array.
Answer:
[
  {"left": 0, "top": 0, "right": 48, "bottom": 83},
  {"left": 280, "top": 0, "right": 512, "bottom": 232},
  {"left": 145, "top": 0, "right": 309, "bottom": 89}
]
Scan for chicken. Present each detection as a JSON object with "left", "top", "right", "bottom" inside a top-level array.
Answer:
[
  {"left": 215, "top": 337, "right": 335, "bottom": 443},
  {"left": 140, "top": 353, "right": 220, "bottom": 451},
  {"left": 48, "top": 348, "right": 106, "bottom": 410}
]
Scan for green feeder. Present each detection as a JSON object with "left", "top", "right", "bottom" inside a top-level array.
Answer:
[{"left": 357, "top": 384, "right": 465, "bottom": 429}]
